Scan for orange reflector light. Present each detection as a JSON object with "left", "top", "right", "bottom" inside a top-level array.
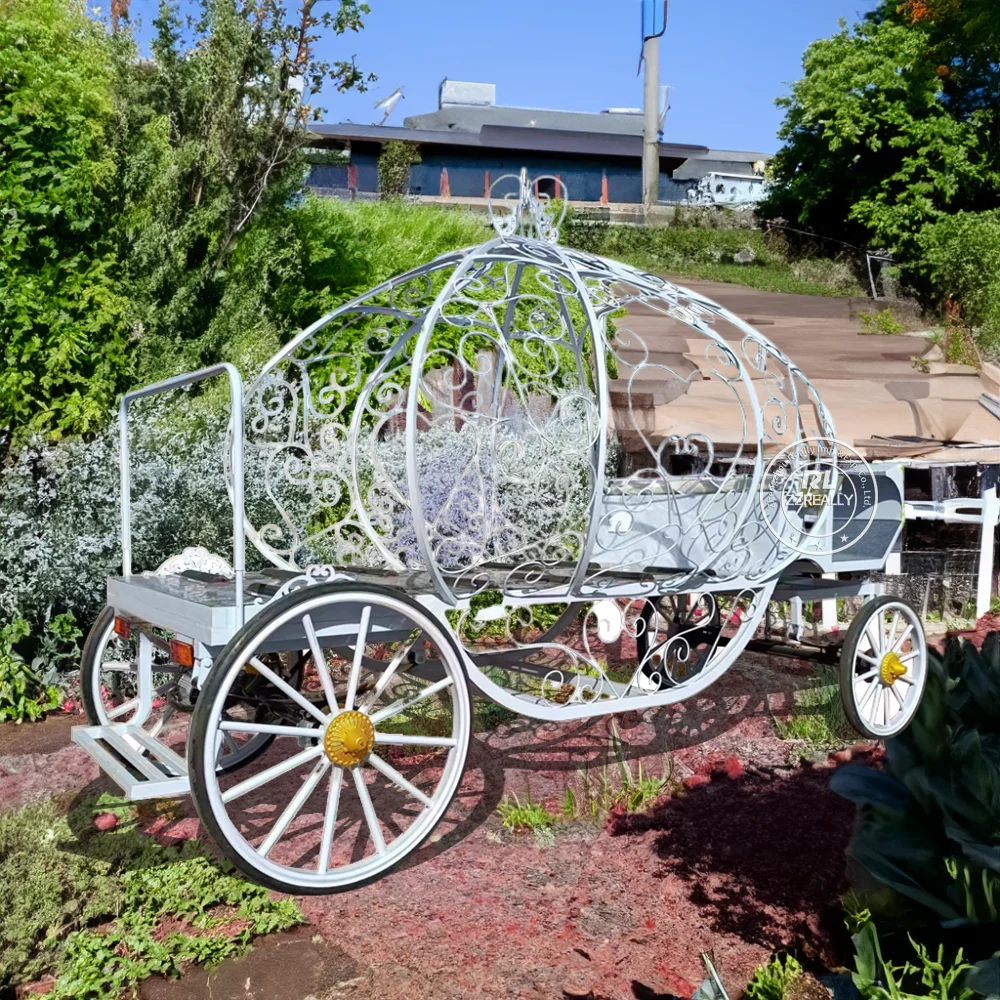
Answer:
[
  {"left": 169, "top": 639, "right": 195, "bottom": 668},
  {"left": 113, "top": 616, "right": 131, "bottom": 640}
]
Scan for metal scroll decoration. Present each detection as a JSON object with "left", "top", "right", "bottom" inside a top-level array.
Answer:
[{"left": 235, "top": 173, "right": 836, "bottom": 714}]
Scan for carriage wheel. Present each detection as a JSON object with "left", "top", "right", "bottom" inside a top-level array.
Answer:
[
  {"left": 189, "top": 583, "right": 471, "bottom": 894},
  {"left": 80, "top": 605, "right": 277, "bottom": 774},
  {"left": 839, "top": 596, "right": 927, "bottom": 739},
  {"left": 635, "top": 594, "right": 723, "bottom": 688}
]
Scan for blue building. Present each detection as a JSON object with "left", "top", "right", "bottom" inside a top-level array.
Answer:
[{"left": 307, "top": 79, "right": 770, "bottom": 207}]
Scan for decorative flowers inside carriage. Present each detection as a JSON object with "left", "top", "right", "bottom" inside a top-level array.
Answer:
[{"left": 75, "top": 171, "right": 928, "bottom": 893}]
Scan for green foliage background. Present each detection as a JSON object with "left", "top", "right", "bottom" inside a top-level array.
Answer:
[{"left": 0, "top": 0, "right": 129, "bottom": 439}]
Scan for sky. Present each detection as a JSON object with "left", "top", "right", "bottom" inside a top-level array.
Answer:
[
  {"left": 124, "top": 0, "right": 880, "bottom": 154},
  {"left": 317, "top": 0, "right": 881, "bottom": 153}
]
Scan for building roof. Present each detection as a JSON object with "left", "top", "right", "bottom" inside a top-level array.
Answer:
[
  {"left": 307, "top": 122, "right": 709, "bottom": 161},
  {"left": 404, "top": 103, "right": 649, "bottom": 136}
]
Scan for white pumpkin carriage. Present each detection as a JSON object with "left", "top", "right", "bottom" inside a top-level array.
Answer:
[{"left": 74, "top": 172, "right": 927, "bottom": 893}]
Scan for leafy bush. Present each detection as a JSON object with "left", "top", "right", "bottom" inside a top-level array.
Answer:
[
  {"left": 563, "top": 222, "right": 777, "bottom": 270},
  {"left": 859, "top": 309, "right": 906, "bottom": 336},
  {"left": 377, "top": 140, "right": 421, "bottom": 198},
  {"left": 848, "top": 910, "right": 991, "bottom": 1000},
  {"left": 208, "top": 196, "right": 489, "bottom": 380},
  {"left": 916, "top": 211, "right": 1000, "bottom": 356},
  {"left": 0, "top": 618, "right": 61, "bottom": 722},
  {"left": 831, "top": 634, "right": 1000, "bottom": 960},
  {"left": 791, "top": 257, "right": 864, "bottom": 296},
  {"left": 0, "top": 0, "right": 129, "bottom": 442},
  {"left": 0, "top": 401, "right": 244, "bottom": 641}
]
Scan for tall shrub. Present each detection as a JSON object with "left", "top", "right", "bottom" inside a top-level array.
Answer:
[
  {"left": 111, "top": 0, "right": 375, "bottom": 384},
  {"left": 0, "top": 0, "right": 129, "bottom": 445}
]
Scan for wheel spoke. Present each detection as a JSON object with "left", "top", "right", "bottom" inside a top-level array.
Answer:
[
  {"left": 107, "top": 697, "right": 139, "bottom": 720},
  {"left": 373, "top": 733, "right": 457, "bottom": 748},
  {"left": 223, "top": 732, "right": 238, "bottom": 754},
  {"left": 353, "top": 766, "right": 386, "bottom": 855},
  {"left": 220, "top": 720, "right": 323, "bottom": 739},
  {"left": 855, "top": 668, "right": 879, "bottom": 683},
  {"left": 886, "top": 610, "right": 899, "bottom": 651},
  {"left": 864, "top": 617, "right": 883, "bottom": 657},
  {"left": 358, "top": 637, "right": 419, "bottom": 714},
  {"left": 889, "top": 683, "right": 905, "bottom": 710},
  {"left": 368, "top": 752, "right": 434, "bottom": 807},
  {"left": 858, "top": 677, "right": 881, "bottom": 718},
  {"left": 259, "top": 757, "right": 330, "bottom": 859},
  {"left": 222, "top": 745, "right": 324, "bottom": 804},
  {"left": 899, "top": 650, "right": 920, "bottom": 664},
  {"left": 891, "top": 623, "right": 915, "bottom": 655},
  {"left": 344, "top": 606, "right": 371, "bottom": 712},
  {"left": 303, "top": 614, "right": 339, "bottom": 715},
  {"left": 250, "top": 656, "right": 329, "bottom": 726},
  {"left": 368, "top": 676, "right": 454, "bottom": 726},
  {"left": 317, "top": 768, "right": 344, "bottom": 874},
  {"left": 856, "top": 652, "right": 879, "bottom": 668}
]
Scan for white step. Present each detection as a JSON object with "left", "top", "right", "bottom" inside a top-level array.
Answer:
[{"left": 73, "top": 724, "right": 190, "bottom": 800}]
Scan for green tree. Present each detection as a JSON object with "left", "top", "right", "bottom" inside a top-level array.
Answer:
[
  {"left": 111, "top": 0, "right": 374, "bottom": 382},
  {"left": 763, "top": 18, "right": 1000, "bottom": 257},
  {"left": 0, "top": 0, "right": 129, "bottom": 446}
]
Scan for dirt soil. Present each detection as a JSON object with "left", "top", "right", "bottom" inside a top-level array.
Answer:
[{"left": 2, "top": 652, "right": 877, "bottom": 1000}]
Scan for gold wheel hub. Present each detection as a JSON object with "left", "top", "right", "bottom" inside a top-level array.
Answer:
[
  {"left": 880, "top": 650, "right": 907, "bottom": 686},
  {"left": 324, "top": 710, "right": 375, "bottom": 767}
]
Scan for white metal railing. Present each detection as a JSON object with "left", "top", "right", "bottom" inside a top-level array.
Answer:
[{"left": 119, "top": 363, "right": 245, "bottom": 622}]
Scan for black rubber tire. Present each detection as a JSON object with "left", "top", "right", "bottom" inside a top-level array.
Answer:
[
  {"left": 188, "top": 581, "right": 470, "bottom": 895},
  {"left": 80, "top": 605, "right": 116, "bottom": 726},
  {"left": 839, "top": 595, "right": 924, "bottom": 739}
]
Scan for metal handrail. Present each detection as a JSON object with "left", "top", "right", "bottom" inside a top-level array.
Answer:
[{"left": 119, "top": 363, "right": 246, "bottom": 623}]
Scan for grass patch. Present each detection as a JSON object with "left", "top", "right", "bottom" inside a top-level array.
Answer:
[
  {"left": 669, "top": 261, "right": 862, "bottom": 297},
  {"left": 561, "top": 220, "right": 863, "bottom": 298},
  {"left": 0, "top": 795, "right": 302, "bottom": 998},
  {"left": 497, "top": 791, "right": 558, "bottom": 833},
  {"left": 771, "top": 667, "right": 855, "bottom": 750}
]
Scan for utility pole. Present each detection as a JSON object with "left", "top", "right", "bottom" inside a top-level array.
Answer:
[
  {"left": 641, "top": 1, "right": 667, "bottom": 216},
  {"left": 642, "top": 32, "right": 660, "bottom": 214}
]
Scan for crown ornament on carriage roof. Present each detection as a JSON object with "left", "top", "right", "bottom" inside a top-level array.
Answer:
[{"left": 487, "top": 167, "right": 568, "bottom": 243}]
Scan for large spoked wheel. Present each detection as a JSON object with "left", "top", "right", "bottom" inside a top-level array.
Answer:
[
  {"left": 80, "top": 605, "right": 279, "bottom": 774},
  {"left": 189, "top": 583, "right": 471, "bottom": 895},
  {"left": 840, "top": 596, "right": 927, "bottom": 739},
  {"left": 81, "top": 606, "right": 183, "bottom": 735}
]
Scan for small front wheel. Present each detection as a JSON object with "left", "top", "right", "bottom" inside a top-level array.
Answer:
[
  {"left": 190, "top": 583, "right": 471, "bottom": 895},
  {"left": 839, "top": 596, "right": 927, "bottom": 739}
]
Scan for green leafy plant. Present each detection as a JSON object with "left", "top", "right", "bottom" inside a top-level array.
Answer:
[
  {"left": 31, "top": 612, "right": 83, "bottom": 693},
  {"left": 860, "top": 309, "right": 906, "bottom": 336},
  {"left": 0, "top": 618, "right": 61, "bottom": 722},
  {"left": 377, "top": 140, "right": 421, "bottom": 198},
  {"left": 497, "top": 791, "right": 558, "bottom": 833},
  {"left": 0, "top": 795, "right": 302, "bottom": 996},
  {"left": 849, "top": 912, "right": 978, "bottom": 1000},
  {"left": 831, "top": 634, "right": 1000, "bottom": 952},
  {"left": 762, "top": 17, "right": 1000, "bottom": 263},
  {"left": 0, "top": 0, "right": 130, "bottom": 443},
  {"left": 745, "top": 953, "right": 804, "bottom": 1000}
]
